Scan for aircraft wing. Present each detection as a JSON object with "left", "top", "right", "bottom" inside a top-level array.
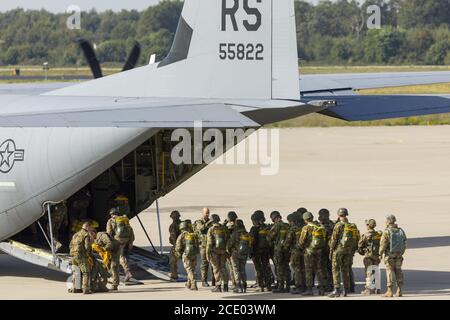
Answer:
[
  {"left": 300, "top": 71, "right": 450, "bottom": 93},
  {"left": 0, "top": 95, "right": 330, "bottom": 128},
  {"left": 0, "top": 82, "right": 73, "bottom": 96}
]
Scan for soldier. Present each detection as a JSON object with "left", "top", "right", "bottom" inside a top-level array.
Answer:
[
  {"left": 284, "top": 212, "right": 306, "bottom": 294},
  {"left": 47, "top": 201, "right": 69, "bottom": 253},
  {"left": 169, "top": 210, "right": 182, "bottom": 281},
  {"left": 380, "top": 214, "right": 407, "bottom": 298},
  {"left": 328, "top": 208, "right": 360, "bottom": 298},
  {"left": 224, "top": 211, "right": 238, "bottom": 289},
  {"left": 358, "top": 219, "right": 382, "bottom": 295},
  {"left": 249, "top": 210, "right": 272, "bottom": 292},
  {"left": 194, "top": 207, "right": 214, "bottom": 287},
  {"left": 90, "top": 256, "right": 110, "bottom": 293},
  {"left": 69, "top": 222, "right": 95, "bottom": 294},
  {"left": 207, "top": 214, "right": 230, "bottom": 292},
  {"left": 227, "top": 219, "right": 251, "bottom": 293},
  {"left": 267, "top": 211, "right": 290, "bottom": 293},
  {"left": 318, "top": 208, "right": 334, "bottom": 292},
  {"left": 299, "top": 212, "right": 326, "bottom": 296},
  {"left": 93, "top": 230, "right": 121, "bottom": 290},
  {"left": 175, "top": 220, "right": 199, "bottom": 291},
  {"left": 107, "top": 208, "right": 135, "bottom": 282}
]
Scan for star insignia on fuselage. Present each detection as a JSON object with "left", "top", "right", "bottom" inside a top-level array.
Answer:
[{"left": 0, "top": 140, "right": 25, "bottom": 174}]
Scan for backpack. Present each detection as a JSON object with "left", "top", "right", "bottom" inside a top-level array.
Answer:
[
  {"left": 277, "top": 223, "right": 289, "bottom": 245},
  {"left": 213, "top": 227, "right": 227, "bottom": 250},
  {"left": 367, "top": 231, "right": 382, "bottom": 256},
  {"left": 340, "top": 223, "right": 359, "bottom": 250},
  {"left": 115, "top": 216, "right": 132, "bottom": 239},
  {"left": 308, "top": 223, "right": 326, "bottom": 252},
  {"left": 238, "top": 233, "right": 252, "bottom": 256},
  {"left": 184, "top": 232, "right": 199, "bottom": 257},
  {"left": 389, "top": 228, "right": 406, "bottom": 254},
  {"left": 257, "top": 226, "right": 270, "bottom": 249}
]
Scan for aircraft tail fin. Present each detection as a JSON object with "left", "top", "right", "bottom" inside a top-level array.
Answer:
[{"left": 49, "top": 0, "right": 300, "bottom": 100}]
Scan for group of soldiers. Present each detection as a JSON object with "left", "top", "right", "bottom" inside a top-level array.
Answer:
[
  {"left": 44, "top": 192, "right": 136, "bottom": 295},
  {"left": 169, "top": 207, "right": 407, "bottom": 298}
]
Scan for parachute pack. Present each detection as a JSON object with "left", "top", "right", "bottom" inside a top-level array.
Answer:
[
  {"left": 184, "top": 232, "right": 199, "bottom": 257},
  {"left": 238, "top": 233, "right": 253, "bottom": 256},
  {"left": 389, "top": 228, "right": 406, "bottom": 254},
  {"left": 367, "top": 231, "right": 382, "bottom": 256},
  {"left": 115, "top": 216, "right": 133, "bottom": 239},
  {"left": 257, "top": 227, "right": 270, "bottom": 249},
  {"left": 309, "top": 223, "right": 326, "bottom": 251},
  {"left": 340, "top": 223, "right": 360, "bottom": 250},
  {"left": 214, "top": 227, "right": 227, "bottom": 251},
  {"left": 278, "top": 223, "right": 289, "bottom": 245}
]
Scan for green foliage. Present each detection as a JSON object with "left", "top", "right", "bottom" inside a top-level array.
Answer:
[{"left": 0, "top": 0, "right": 448, "bottom": 66}]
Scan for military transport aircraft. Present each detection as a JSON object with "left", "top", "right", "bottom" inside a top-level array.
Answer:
[{"left": 0, "top": 0, "right": 449, "bottom": 279}]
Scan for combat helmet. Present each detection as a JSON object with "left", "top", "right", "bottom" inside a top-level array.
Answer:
[
  {"left": 180, "top": 219, "right": 192, "bottom": 230},
  {"left": 337, "top": 208, "right": 349, "bottom": 217},
  {"left": 270, "top": 211, "right": 281, "bottom": 220},
  {"left": 365, "top": 219, "right": 376, "bottom": 228},
  {"left": 303, "top": 211, "right": 314, "bottom": 221},
  {"left": 211, "top": 214, "right": 221, "bottom": 223},
  {"left": 227, "top": 211, "right": 238, "bottom": 221},
  {"left": 170, "top": 210, "right": 181, "bottom": 219}
]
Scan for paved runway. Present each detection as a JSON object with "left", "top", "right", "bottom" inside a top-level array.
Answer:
[{"left": 1, "top": 126, "right": 450, "bottom": 299}]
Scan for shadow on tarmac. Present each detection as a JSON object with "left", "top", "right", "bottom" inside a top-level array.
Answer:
[{"left": 407, "top": 236, "right": 450, "bottom": 249}]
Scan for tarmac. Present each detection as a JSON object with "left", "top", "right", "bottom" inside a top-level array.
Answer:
[{"left": 1, "top": 126, "right": 450, "bottom": 300}]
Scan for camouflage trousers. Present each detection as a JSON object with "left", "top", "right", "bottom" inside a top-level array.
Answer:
[
  {"left": 230, "top": 252, "right": 247, "bottom": 285},
  {"left": 169, "top": 246, "right": 179, "bottom": 279},
  {"left": 273, "top": 249, "right": 290, "bottom": 286},
  {"left": 210, "top": 252, "right": 229, "bottom": 285},
  {"left": 118, "top": 241, "right": 131, "bottom": 277},
  {"left": 91, "top": 259, "right": 109, "bottom": 292},
  {"left": 227, "top": 258, "right": 237, "bottom": 285},
  {"left": 384, "top": 255, "right": 404, "bottom": 288},
  {"left": 72, "top": 257, "right": 92, "bottom": 292},
  {"left": 182, "top": 255, "right": 197, "bottom": 287},
  {"left": 199, "top": 245, "right": 211, "bottom": 282},
  {"left": 110, "top": 253, "right": 120, "bottom": 286},
  {"left": 321, "top": 249, "right": 333, "bottom": 288},
  {"left": 363, "top": 256, "right": 381, "bottom": 289},
  {"left": 332, "top": 250, "right": 352, "bottom": 289},
  {"left": 252, "top": 251, "right": 272, "bottom": 288},
  {"left": 304, "top": 250, "right": 325, "bottom": 288},
  {"left": 289, "top": 249, "right": 305, "bottom": 288}
]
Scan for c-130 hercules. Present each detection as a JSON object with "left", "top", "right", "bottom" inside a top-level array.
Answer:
[{"left": 0, "top": 0, "right": 449, "bottom": 277}]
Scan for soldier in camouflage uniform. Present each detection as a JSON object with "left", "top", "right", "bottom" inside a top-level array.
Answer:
[
  {"left": 106, "top": 208, "right": 135, "bottom": 282},
  {"left": 328, "top": 208, "right": 360, "bottom": 298},
  {"left": 284, "top": 212, "right": 306, "bottom": 294},
  {"left": 169, "top": 210, "right": 182, "bottom": 281},
  {"left": 194, "top": 207, "right": 214, "bottom": 287},
  {"left": 318, "top": 208, "right": 334, "bottom": 292},
  {"left": 358, "top": 219, "right": 382, "bottom": 295},
  {"left": 94, "top": 231, "right": 121, "bottom": 290},
  {"left": 249, "top": 210, "right": 272, "bottom": 292},
  {"left": 299, "top": 212, "right": 326, "bottom": 296},
  {"left": 175, "top": 220, "right": 199, "bottom": 291},
  {"left": 227, "top": 219, "right": 251, "bottom": 293},
  {"left": 267, "top": 211, "right": 290, "bottom": 293},
  {"left": 207, "top": 214, "right": 230, "bottom": 292},
  {"left": 224, "top": 211, "right": 238, "bottom": 289},
  {"left": 47, "top": 201, "right": 69, "bottom": 253},
  {"left": 69, "top": 222, "right": 95, "bottom": 294},
  {"left": 380, "top": 214, "right": 407, "bottom": 298}
]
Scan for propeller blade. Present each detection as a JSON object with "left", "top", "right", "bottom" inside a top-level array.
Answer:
[
  {"left": 77, "top": 38, "right": 103, "bottom": 79},
  {"left": 122, "top": 42, "right": 141, "bottom": 72}
]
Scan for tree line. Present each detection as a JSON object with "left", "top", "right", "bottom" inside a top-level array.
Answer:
[{"left": 0, "top": 0, "right": 448, "bottom": 67}]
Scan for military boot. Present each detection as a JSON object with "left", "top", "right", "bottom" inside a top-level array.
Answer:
[
  {"left": 111, "top": 285, "right": 118, "bottom": 291},
  {"left": 83, "top": 289, "right": 92, "bottom": 295},
  {"left": 243, "top": 281, "right": 247, "bottom": 293},
  {"left": 361, "top": 288, "right": 372, "bottom": 295},
  {"left": 211, "top": 277, "right": 216, "bottom": 287},
  {"left": 272, "top": 282, "right": 285, "bottom": 293},
  {"left": 124, "top": 272, "right": 132, "bottom": 282},
  {"left": 396, "top": 287, "right": 403, "bottom": 297},
  {"left": 212, "top": 285, "right": 222, "bottom": 292},
  {"left": 223, "top": 283, "right": 229, "bottom": 292},
  {"left": 291, "top": 286, "right": 301, "bottom": 295},
  {"left": 328, "top": 288, "right": 341, "bottom": 298},
  {"left": 342, "top": 288, "right": 348, "bottom": 297},
  {"left": 202, "top": 280, "right": 210, "bottom": 287},
  {"left": 233, "top": 283, "right": 243, "bottom": 293},
  {"left": 190, "top": 282, "right": 199, "bottom": 291},
  {"left": 256, "top": 286, "right": 265, "bottom": 292},
  {"left": 383, "top": 287, "right": 394, "bottom": 298},
  {"left": 318, "top": 287, "right": 325, "bottom": 296},
  {"left": 301, "top": 287, "right": 314, "bottom": 296},
  {"left": 185, "top": 280, "right": 191, "bottom": 289}
]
